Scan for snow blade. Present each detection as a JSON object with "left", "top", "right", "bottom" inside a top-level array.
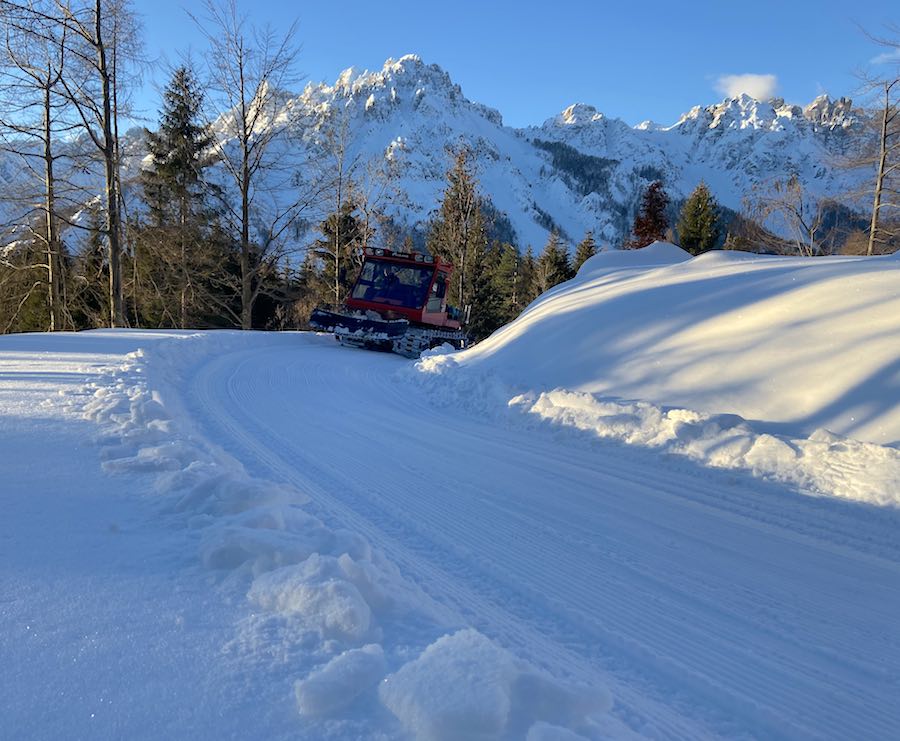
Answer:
[{"left": 309, "top": 307, "right": 409, "bottom": 341}]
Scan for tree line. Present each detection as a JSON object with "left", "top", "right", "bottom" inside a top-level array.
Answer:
[
  {"left": 0, "top": 0, "right": 598, "bottom": 344},
  {"left": 0, "top": 0, "right": 313, "bottom": 334}
]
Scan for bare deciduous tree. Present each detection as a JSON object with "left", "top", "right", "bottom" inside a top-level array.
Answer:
[
  {"left": 51, "top": 0, "right": 141, "bottom": 327},
  {"left": 859, "top": 27, "right": 900, "bottom": 255},
  {"left": 0, "top": 0, "right": 71, "bottom": 329},
  {"left": 191, "top": 0, "right": 315, "bottom": 329},
  {"left": 316, "top": 111, "right": 359, "bottom": 306},
  {"left": 746, "top": 175, "right": 837, "bottom": 256}
]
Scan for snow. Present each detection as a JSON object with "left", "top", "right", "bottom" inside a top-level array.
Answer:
[
  {"left": 295, "top": 643, "right": 386, "bottom": 716},
  {"left": 415, "top": 244, "right": 900, "bottom": 506},
  {"left": 3, "top": 56, "right": 867, "bottom": 262},
  {"left": 249, "top": 558, "right": 374, "bottom": 640},
  {"left": 4, "top": 264, "right": 900, "bottom": 738},
  {"left": 510, "top": 389, "right": 900, "bottom": 506},
  {"left": 378, "top": 629, "right": 608, "bottom": 740}
]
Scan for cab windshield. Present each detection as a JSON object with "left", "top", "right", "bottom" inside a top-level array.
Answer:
[{"left": 351, "top": 259, "right": 434, "bottom": 309}]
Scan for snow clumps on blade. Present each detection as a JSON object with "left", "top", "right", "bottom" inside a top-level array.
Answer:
[{"left": 378, "top": 628, "right": 610, "bottom": 740}]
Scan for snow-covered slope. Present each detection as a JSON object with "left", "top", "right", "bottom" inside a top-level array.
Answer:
[{"left": 418, "top": 244, "right": 900, "bottom": 505}]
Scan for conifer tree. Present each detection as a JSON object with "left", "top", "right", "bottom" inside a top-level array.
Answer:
[
  {"left": 426, "top": 148, "right": 488, "bottom": 313},
  {"left": 573, "top": 230, "right": 598, "bottom": 272},
  {"left": 491, "top": 242, "right": 523, "bottom": 323},
  {"left": 143, "top": 67, "right": 213, "bottom": 223},
  {"left": 534, "top": 231, "right": 572, "bottom": 294},
  {"left": 677, "top": 182, "right": 721, "bottom": 255},
  {"left": 466, "top": 240, "right": 504, "bottom": 341},
  {"left": 68, "top": 205, "right": 109, "bottom": 329},
  {"left": 626, "top": 181, "right": 670, "bottom": 248},
  {"left": 313, "top": 200, "right": 363, "bottom": 305},
  {"left": 520, "top": 247, "right": 538, "bottom": 305},
  {"left": 140, "top": 66, "right": 222, "bottom": 328}
]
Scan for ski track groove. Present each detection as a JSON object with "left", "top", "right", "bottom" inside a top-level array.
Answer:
[
  {"left": 189, "top": 349, "right": 715, "bottom": 739},
  {"left": 184, "top": 338, "right": 900, "bottom": 740}
]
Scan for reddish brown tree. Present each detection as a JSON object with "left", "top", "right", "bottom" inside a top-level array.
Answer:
[{"left": 625, "top": 181, "right": 669, "bottom": 249}]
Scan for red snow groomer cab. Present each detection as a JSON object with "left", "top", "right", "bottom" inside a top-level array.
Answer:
[{"left": 309, "top": 247, "right": 468, "bottom": 357}]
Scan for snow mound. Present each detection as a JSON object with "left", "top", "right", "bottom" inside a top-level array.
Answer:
[
  {"left": 379, "top": 629, "right": 610, "bottom": 741},
  {"left": 295, "top": 644, "right": 386, "bottom": 716},
  {"left": 514, "top": 389, "right": 900, "bottom": 505},
  {"left": 249, "top": 555, "right": 373, "bottom": 641},
  {"left": 527, "top": 722, "right": 590, "bottom": 741},
  {"left": 413, "top": 249, "right": 900, "bottom": 507},
  {"left": 577, "top": 241, "right": 690, "bottom": 275}
]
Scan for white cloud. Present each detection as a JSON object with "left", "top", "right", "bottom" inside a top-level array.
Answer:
[
  {"left": 871, "top": 48, "right": 900, "bottom": 65},
  {"left": 715, "top": 73, "right": 778, "bottom": 101}
]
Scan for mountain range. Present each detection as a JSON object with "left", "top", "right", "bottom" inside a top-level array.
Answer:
[
  {"left": 1, "top": 54, "right": 874, "bottom": 255},
  {"left": 269, "top": 54, "right": 871, "bottom": 250}
]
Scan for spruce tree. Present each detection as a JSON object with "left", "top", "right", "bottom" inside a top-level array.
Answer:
[
  {"left": 140, "top": 66, "right": 222, "bottom": 328},
  {"left": 69, "top": 205, "right": 109, "bottom": 329},
  {"left": 626, "top": 181, "right": 670, "bottom": 249},
  {"left": 466, "top": 241, "right": 505, "bottom": 341},
  {"left": 143, "top": 67, "right": 213, "bottom": 225},
  {"left": 313, "top": 200, "right": 363, "bottom": 305},
  {"left": 491, "top": 242, "right": 523, "bottom": 324},
  {"left": 534, "top": 231, "right": 572, "bottom": 294},
  {"left": 677, "top": 182, "right": 721, "bottom": 255},
  {"left": 520, "top": 247, "right": 538, "bottom": 306},
  {"left": 426, "top": 148, "right": 488, "bottom": 314},
  {"left": 573, "top": 230, "right": 598, "bottom": 272}
]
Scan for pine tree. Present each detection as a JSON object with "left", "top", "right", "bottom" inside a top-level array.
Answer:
[
  {"left": 0, "top": 239, "right": 48, "bottom": 333},
  {"left": 520, "top": 247, "right": 538, "bottom": 306},
  {"left": 534, "top": 232, "right": 572, "bottom": 294},
  {"left": 573, "top": 230, "right": 598, "bottom": 272},
  {"left": 140, "top": 66, "right": 223, "bottom": 328},
  {"left": 626, "top": 181, "right": 670, "bottom": 249},
  {"left": 69, "top": 205, "right": 109, "bottom": 329},
  {"left": 491, "top": 242, "right": 523, "bottom": 324},
  {"left": 426, "top": 148, "right": 488, "bottom": 314},
  {"left": 677, "top": 182, "right": 721, "bottom": 255},
  {"left": 143, "top": 67, "right": 213, "bottom": 222},
  {"left": 466, "top": 241, "right": 505, "bottom": 341},
  {"left": 313, "top": 200, "right": 363, "bottom": 305}
]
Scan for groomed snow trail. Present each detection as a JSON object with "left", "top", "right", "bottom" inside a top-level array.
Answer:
[{"left": 185, "top": 333, "right": 900, "bottom": 740}]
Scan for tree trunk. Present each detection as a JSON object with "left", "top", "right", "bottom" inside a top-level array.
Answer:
[
  {"left": 43, "top": 78, "right": 62, "bottom": 331},
  {"left": 868, "top": 84, "right": 890, "bottom": 256},
  {"left": 240, "top": 155, "right": 252, "bottom": 330},
  {"left": 180, "top": 192, "right": 188, "bottom": 328},
  {"left": 96, "top": 0, "right": 123, "bottom": 327},
  {"left": 334, "top": 157, "right": 343, "bottom": 306}
]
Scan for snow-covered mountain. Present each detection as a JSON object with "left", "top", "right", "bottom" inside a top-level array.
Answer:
[
  {"left": 0, "top": 54, "right": 873, "bottom": 254},
  {"left": 267, "top": 54, "right": 870, "bottom": 249}
]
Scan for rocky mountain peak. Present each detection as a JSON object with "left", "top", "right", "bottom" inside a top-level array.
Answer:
[{"left": 803, "top": 94, "right": 856, "bottom": 129}]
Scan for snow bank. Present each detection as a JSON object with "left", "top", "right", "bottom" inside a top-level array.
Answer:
[
  {"left": 78, "top": 331, "right": 611, "bottom": 736},
  {"left": 577, "top": 240, "right": 691, "bottom": 274},
  {"left": 514, "top": 389, "right": 900, "bottom": 506},
  {"left": 450, "top": 245, "right": 900, "bottom": 446},
  {"left": 413, "top": 246, "right": 900, "bottom": 507}
]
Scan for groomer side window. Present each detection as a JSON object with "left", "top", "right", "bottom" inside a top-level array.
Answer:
[{"left": 426, "top": 272, "right": 448, "bottom": 312}]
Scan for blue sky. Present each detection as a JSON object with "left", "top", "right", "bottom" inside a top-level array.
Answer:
[{"left": 139, "top": 0, "right": 899, "bottom": 128}]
